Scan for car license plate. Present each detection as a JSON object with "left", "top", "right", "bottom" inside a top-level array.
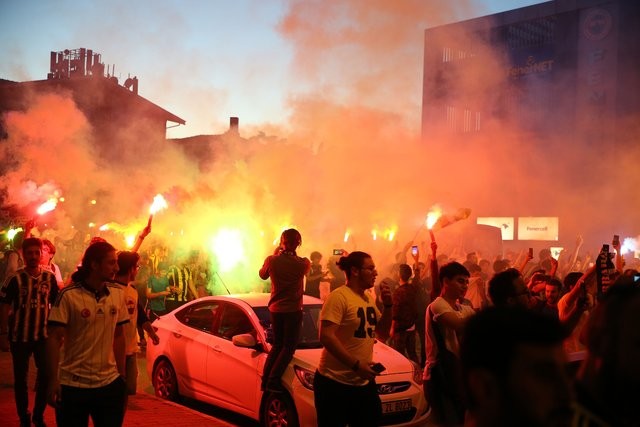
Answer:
[{"left": 382, "top": 398, "right": 412, "bottom": 414}]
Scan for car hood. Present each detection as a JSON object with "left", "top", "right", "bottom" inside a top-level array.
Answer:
[{"left": 291, "top": 341, "right": 414, "bottom": 375}]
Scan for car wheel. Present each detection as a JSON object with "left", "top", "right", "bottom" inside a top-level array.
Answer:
[
  {"left": 153, "top": 359, "right": 179, "bottom": 401},
  {"left": 262, "top": 392, "right": 299, "bottom": 427}
]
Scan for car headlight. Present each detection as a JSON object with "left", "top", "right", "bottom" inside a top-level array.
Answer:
[
  {"left": 411, "top": 361, "right": 423, "bottom": 385},
  {"left": 293, "top": 365, "right": 315, "bottom": 390}
]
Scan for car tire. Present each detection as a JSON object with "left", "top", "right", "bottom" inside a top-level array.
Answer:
[
  {"left": 153, "top": 359, "right": 180, "bottom": 401},
  {"left": 261, "top": 391, "right": 299, "bottom": 427}
]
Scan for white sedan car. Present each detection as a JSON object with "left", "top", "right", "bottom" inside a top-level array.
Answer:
[{"left": 147, "top": 293, "right": 429, "bottom": 427}]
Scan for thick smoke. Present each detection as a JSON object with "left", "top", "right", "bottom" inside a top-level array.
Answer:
[{"left": 1, "top": 1, "right": 639, "bottom": 293}]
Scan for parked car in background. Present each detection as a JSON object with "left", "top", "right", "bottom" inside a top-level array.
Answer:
[{"left": 147, "top": 293, "right": 430, "bottom": 426}]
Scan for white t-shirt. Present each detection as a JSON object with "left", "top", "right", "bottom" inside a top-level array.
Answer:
[
  {"left": 423, "top": 296, "right": 475, "bottom": 380},
  {"left": 49, "top": 282, "right": 129, "bottom": 388},
  {"left": 557, "top": 292, "right": 592, "bottom": 353}
]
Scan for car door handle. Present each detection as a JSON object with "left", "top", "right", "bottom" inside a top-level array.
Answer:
[{"left": 212, "top": 345, "right": 222, "bottom": 353}]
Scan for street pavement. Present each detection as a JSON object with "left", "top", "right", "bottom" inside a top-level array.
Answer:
[{"left": 0, "top": 348, "right": 249, "bottom": 427}]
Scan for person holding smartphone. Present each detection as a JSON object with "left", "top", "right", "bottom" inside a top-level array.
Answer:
[
  {"left": 314, "top": 251, "right": 392, "bottom": 426},
  {"left": 259, "top": 229, "right": 310, "bottom": 393}
]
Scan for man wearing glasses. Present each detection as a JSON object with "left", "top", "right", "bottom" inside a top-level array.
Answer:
[{"left": 488, "top": 268, "right": 532, "bottom": 309}]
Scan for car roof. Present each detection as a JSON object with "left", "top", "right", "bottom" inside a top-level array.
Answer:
[{"left": 196, "top": 293, "right": 323, "bottom": 308}]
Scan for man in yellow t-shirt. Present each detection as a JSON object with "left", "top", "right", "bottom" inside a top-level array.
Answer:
[{"left": 314, "top": 251, "right": 392, "bottom": 427}]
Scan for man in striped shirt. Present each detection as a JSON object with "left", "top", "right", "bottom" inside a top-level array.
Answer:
[
  {"left": 165, "top": 260, "right": 196, "bottom": 312},
  {"left": 0, "top": 237, "right": 59, "bottom": 427}
]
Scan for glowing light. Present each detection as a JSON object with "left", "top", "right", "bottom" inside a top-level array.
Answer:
[
  {"left": 372, "top": 230, "right": 378, "bottom": 241},
  {"left": 210, "top": 229, "right": 245, "bottom": 273},
  {"left": 7, "top": 227, "right": 23, "bottom": 240},
  {"left": 621, "top": 237, "right": 637, "bottom": 256},
  {"left": 99, "top": 224, "right": 110, "bottom": 231},
  {"left": 386, "top": 228, "right": 396, "bottom": 242},
  {"left": 59, "top": 197, "right": 65, "bottom": 202},
  {"left": 344, "top": 230, "right": 350, "bottom": 243},
  {"left": 149, "top": 194, "right": 168, "bottom": 215},
  {"left": 426, "top": 206, "right": 443, "bottom": 229},
  {"left": 125, "top": 234, "right": 136, "bottom": 248},
  {"left": 88, "top": 222, "right": 96, "bottom": 228},
  {"left": 36, "top": 198, "right": 58, "bottom": 215},
  {"left": 90, "top": 199, "right": 97, "bottom": 205}
]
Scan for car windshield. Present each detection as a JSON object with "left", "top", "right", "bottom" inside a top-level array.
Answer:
[{"left": 253, "top": 304, "right": 323, "bottom": 349}]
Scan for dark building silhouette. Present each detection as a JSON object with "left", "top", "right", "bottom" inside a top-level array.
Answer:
[
  {"left": 0, "top": 48, "right": 185, "bottom": 146},
  {"left": 421, "top": 0, "right": 640, "bottom": 245},
  {"left": 422, "top": 0, "right": 640, "bottom": 148}
]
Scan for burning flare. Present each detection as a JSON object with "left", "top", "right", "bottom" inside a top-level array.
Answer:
[
  {"left": 425, "top": 205, "right": 471, "bottom": 242},
  {"left": 621, "top": 237, "right": 637, "bottom": 256},
  {"left": 149, "top": 194, "right": 168, "bottom": 215},
  {"left": 7, "top": 227, "right": 23, "bottom": 241},
  {"left": 36, "top": 198, "right": 58, "bottom": 215},
  {"left": 425, "top": 206, "right": 443, "bottom": 230},
  {"left": 147, "top": 194, "right": 168, "bottom": 227}
]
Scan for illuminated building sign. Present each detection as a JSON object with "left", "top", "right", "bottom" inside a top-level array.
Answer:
[
  {"left": 550, "top": 247, "right": 564, "bottom": 260},
  {"left": 509, "top": 56, "right": 555, "bottom": 78},
  {"left": 518, "top": 217, "right": 559, "bottom": 241},
  {"left": 476, "top": 217, "right": 514, "bottom": 240}
]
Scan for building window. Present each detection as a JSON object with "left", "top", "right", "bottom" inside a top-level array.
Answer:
[
  {"left": 446, "top": 106, "right": 456, "bottom": 129},
  {"left": 463, "top": 109, "right": 472, "bottom": 132},
  {"left": 442, "top": 47, "right": 451, "bottom": 62},
  {"left": 506, "top": 16, "right": 557, "bottom": 49}
]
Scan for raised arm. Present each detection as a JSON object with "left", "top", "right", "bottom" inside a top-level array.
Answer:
[
  {"left": 612, "top": 236, "right": 624, "bottom": 273},
  {"left": 429, "top": 241, "right": 441, "bottom": 301},
  {"left": 565, "top": 235, "right": 584, "bottom": 273},
  {"left": 517, "top": 248, "right": 533, "bottom": 273},
  {"left": 131, "top": 224, "right": 152, "bottom": 253}
]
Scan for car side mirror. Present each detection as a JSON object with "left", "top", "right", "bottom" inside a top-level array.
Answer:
[{"left": 232, "top": 333, "right": 258, "bottom": 348}]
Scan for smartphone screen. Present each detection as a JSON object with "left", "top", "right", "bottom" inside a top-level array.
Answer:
[
  {"left": 333, "top": 249, "right": 342, "bottom": 256},
  {"left": 411, "top": 245, "right": 418, "bottom": 256}
]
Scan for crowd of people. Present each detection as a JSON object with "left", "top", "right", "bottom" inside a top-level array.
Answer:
[
  {"left": 0, "top": 226, "right": 166, "bottom": 427},
  {"left": 291, "top": 234, "right": 639, "bottom": 426},
  {"left": 1, "top": 224, "right": 639, "bottom": 426}
]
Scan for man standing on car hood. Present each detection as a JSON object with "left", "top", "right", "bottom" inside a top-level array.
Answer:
[{"left": 259, "top": 228, "right": 310, "bottom": 392}]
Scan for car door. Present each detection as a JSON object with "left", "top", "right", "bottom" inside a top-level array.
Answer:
[
  {"left": 206, "top": 301, "right": 264, "bottom": 414},
  {"left": 171, "top": 301, "right": 220, "bottom": 396}
]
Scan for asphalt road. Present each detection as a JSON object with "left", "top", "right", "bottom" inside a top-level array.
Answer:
[{"left": 137, "top": 349, "right": 260, "bottom": 426}]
